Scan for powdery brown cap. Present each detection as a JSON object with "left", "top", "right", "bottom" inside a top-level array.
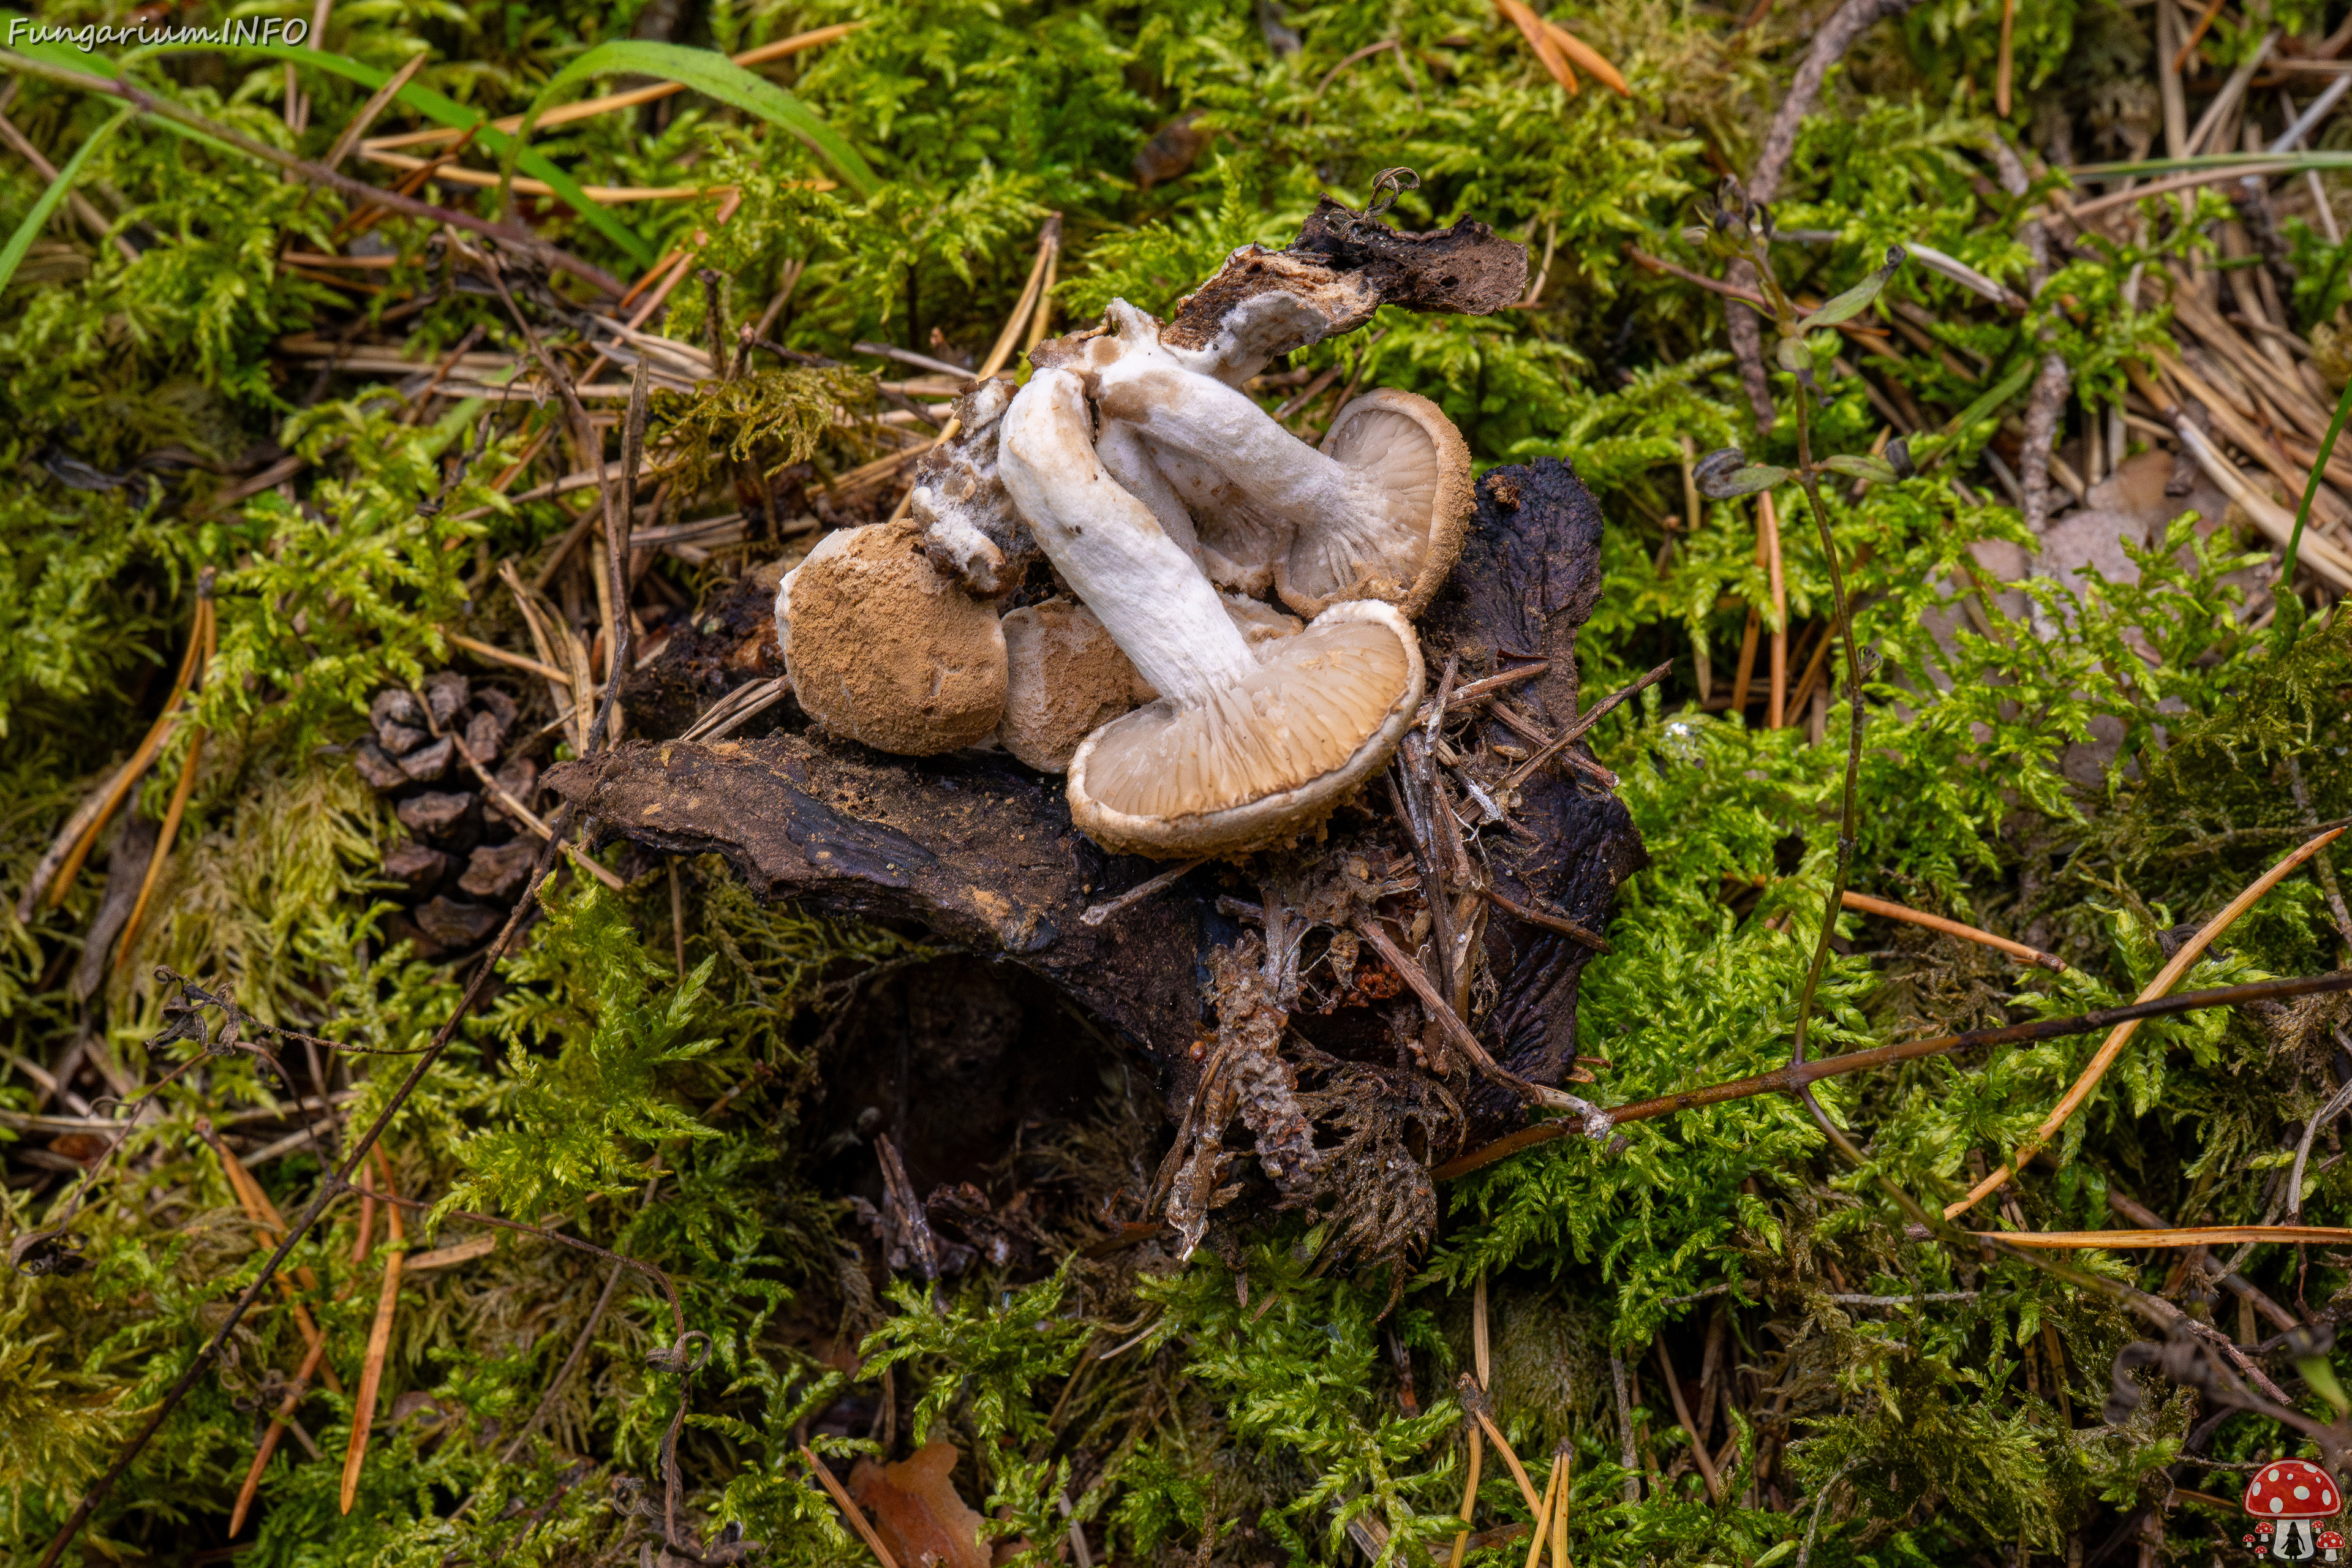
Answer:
[
  {"left": 779, "top": 522, "right": 1007, "bottom": 755},
  {"left": 1277, "top": 388, "right": 1472, "bottom": 617},
  {"left": 995, "top": 600, "right": 1148, "bottom": 774},
  {"left": 1066, "top": 600, "right": 1424, "bottom": 858}
]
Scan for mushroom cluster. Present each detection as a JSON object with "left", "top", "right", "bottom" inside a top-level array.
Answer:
[
  {"left": 774, "top": 264, "right": 1485, "bottom": 860},
  {"left": 2242, "top": 1460, "right": 2343, "bottom": 1563}
]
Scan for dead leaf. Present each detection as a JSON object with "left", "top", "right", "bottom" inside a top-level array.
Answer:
[{"left": 850, "top": 1441, "right": 989, "bottom": 1568}]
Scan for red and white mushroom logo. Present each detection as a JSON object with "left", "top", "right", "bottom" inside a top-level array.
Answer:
[{"left": 2244, "top": 1461, "right": 2342, "bottom": 1562}]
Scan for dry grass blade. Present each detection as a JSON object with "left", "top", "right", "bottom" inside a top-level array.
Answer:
[
  {"left": 323, "top": 51, "right": 425, "bottom": 174},
  {"left": 111, "top": 725, "right": 203, "bottom": 974},
  {"left": 802, "top": 1444, "right": 903, "bottom": 1568},
  {"left": 1945, "top": 827, "right": 2347, "bottom": 1218},
  {"left": 365, "top": 23, "right": 865, "bottom": 152},
  {"left": 442, "top": 631, "right": 570, "bottom": 686},
  {"left": 20, "top": 584, "right": 211, "bottom": 919},
  {"left": 340, "top": 1151, "right": 406, "bottom": 1515},
  {"left": 1980, "top": 1225, "right": 2352, "bottom": 1248}
]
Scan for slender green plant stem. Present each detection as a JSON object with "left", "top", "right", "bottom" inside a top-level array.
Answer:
[
  {"left": 1782, "top": 366, "right": 1871, "bottom": 1161},
  {"left": 2280, "top": 364, "right": 2352, "bottom": 639},
  {"left": 0, "top": 51, "right": 625, "bottom": 298}
]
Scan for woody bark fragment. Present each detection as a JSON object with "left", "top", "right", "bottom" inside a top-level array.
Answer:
[{"left": 549, "top": 459, "right": 1642, "bottom": 1140}]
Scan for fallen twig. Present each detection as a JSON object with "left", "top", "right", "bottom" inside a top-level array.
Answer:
[
  {"left": 1431, "top": 967, "right": 2352, "bottom": 1178},
  {"left": 1499, "top": 660, "right": 1672, "bottom": 792}
]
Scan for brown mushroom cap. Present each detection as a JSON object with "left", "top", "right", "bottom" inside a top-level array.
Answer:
[
  {"left": 996, "top": 600, "right": 1148, "bottom": 773},
  {"left": 1276, "top": 388, "right": 1473, "bottom": 617},
  {"left": 1067, "top": 600, "right": 1423, "bottom": 857},
  {"left": 780, "top": 522, "right": 1007, "bottom": 755}
]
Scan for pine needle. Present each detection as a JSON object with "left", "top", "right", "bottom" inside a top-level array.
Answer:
[
  {"left": 1945, "top": 826, "right": 2348, "bottom": 1218},
  {"left": 341, "top": 1150, "right": 407, "bottom": 1515},
  {"left": 803, "top": 1444, "right": 902, "bottom": 1568},
  {"left": 1494, "top": 0, "right": 1579, "bottom": 94}
]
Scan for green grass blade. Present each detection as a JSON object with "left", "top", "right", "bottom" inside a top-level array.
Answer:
[
  {"left": 503, "top": 39, "right": 878, "bottom": 207},
  {"left": 0, "top": 105, "right": 130, "bottom": 293},
  {"left": 0, "top": 15, "right": 655, "bottom": 266}
]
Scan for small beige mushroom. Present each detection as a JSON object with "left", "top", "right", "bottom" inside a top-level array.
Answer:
[
  {"left": 996, "top": 600, "right": 1147, "bottom": 773},
  {"left": 999, "top": 595, "right": 1303, "bottom": 773},
  {"left": 1276, "top": 388, "right": 1472, "bottom": 617},
  {"left": 777, "top": 522, "right": 1006, "bottom": 755},
  {"left": 998, "top": 367, "right": 1423, "bottom": 857}
]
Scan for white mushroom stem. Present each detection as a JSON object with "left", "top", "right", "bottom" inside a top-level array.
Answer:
[
  {"left": 1094, "top": 304, "right": 1360, "bottom": 530},
  {"left": 998, "top": 368, "right": 1259, "bottom": 706},
  {"left": 1095, "top": 417, "right": 1202, "bottom": 564}
]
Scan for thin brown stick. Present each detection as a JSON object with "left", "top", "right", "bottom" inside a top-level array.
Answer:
[
  {"left": 0, "top": 105, "right": 138, "bottom": 263},
  {"left": 1835, "top": 889, "right": 2067, "bottom": 970},
  {"left": 1416, "top": 660, "right": 1551, "bottom": 727},
  {"left": 0, "top": 52, "right": 624, "bottom": 296},
  {"left": 1501, "top": 661, "right": 1672, "bottom": 792},
  {"left": 1355, "top": 918, "right": 1607, "bottom": 1126},
  {"left": 321, "top": 51, "right": 425, "bottom": 174},
  {"left": 1450, "top": 1422, "right": 1485, "bottom": 1568},
  {"left": 2108, "top": 1188, "right": 2299, "bottom": 1330},
  {"left": 500, "top": 1259, "right": 624, "bottom": 1464},
  {"left": 1484, "top": 887, "right": 1610, "bottom": 952},
  {"left": 1760, "top": 493, "right": 1786, "bottom": 729},
  {"left": 37, "top": 811, "right": 579, "bottom": 1567},
  {"left": 1082, "top": 859, "right": 1205, "bottom": 927},
  {"left": 339, "top": 1151, "right": 404, "bottom": 1513},
  {"left": 1430, "top": 968, "right": 2352, "bottom": 1178},
  {"left": 2173, "top": 0, "right": 2228, "bottom": 74},
  {"left": 1655, "top": 1335, "right": 1720, "bottom": 1502},
  {"left": 804, "top": 1444, "right": 902, "bottom": 1568},
  {"left": 229, "top": 1324, "right": 330, "bottom": 1533}
]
